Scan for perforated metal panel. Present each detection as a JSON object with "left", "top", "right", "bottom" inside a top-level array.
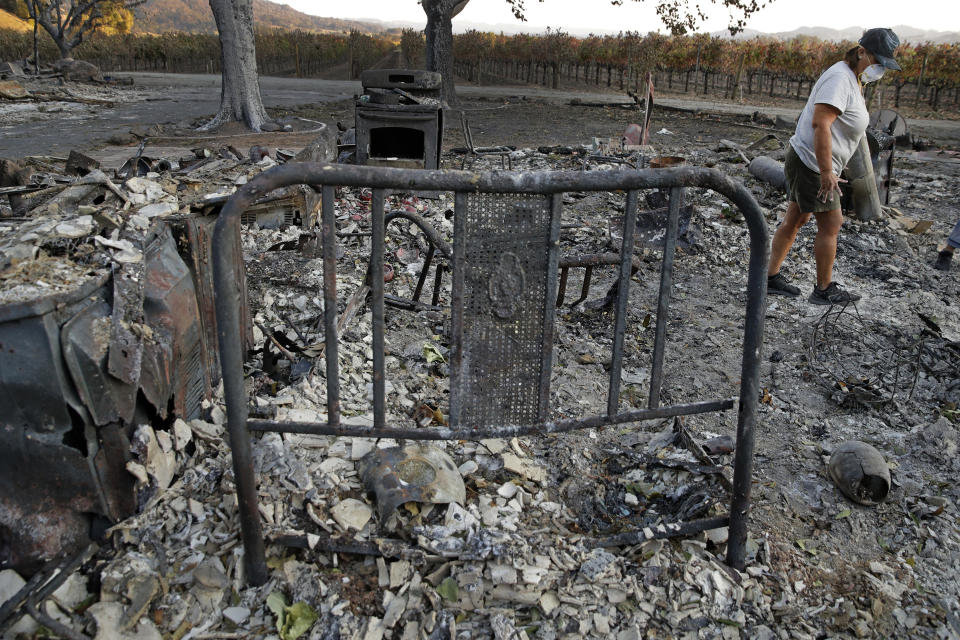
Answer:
[{"left": 451, "top": 193, "right": 560, "bottom": 428}]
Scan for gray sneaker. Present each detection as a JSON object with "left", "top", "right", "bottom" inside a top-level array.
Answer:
[
  {"left": 767, "top": 272, "right": 800, "bottom": 297},
  {"left": 809, "top": 282, "right": 861, "bottom": 306},
  {"left": 933, "top": 250, "right": 953, "bottom": 271}
]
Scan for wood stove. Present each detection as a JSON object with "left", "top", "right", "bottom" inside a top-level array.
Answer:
[{"left": 355, "top": 69, "right": 444, "bottom": 170}]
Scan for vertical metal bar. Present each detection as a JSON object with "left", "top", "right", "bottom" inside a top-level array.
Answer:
[
  {"left": 412, "top": 245, "right": 435, "bottom": 302},
  {"left": 607, "top": 189, "right": 639, "bottom": 416},
  {"left": 448, "top": 192, "right": 468, "bottom": 427},
  {"left": 556, "top": 266, "right": 569, "bottom": 307},
  {"left": 538, "top": 194, "right": 563, "bottom": 419},
  {"left": 431, "top": 263, "right": 445, "bottom": 307},
  {"left": 321, "top": 186, "right": 340, "bottom": 428},
  {"left": 579, "top": 266, "right": 593, "bottom": 304},
  {"left": 371, "top": 189, "right": 386, "bottom": 430},
  {"left": 213, "top": 203, "right": 266, "bottom": 585},
  {"left": 648, "top": 187, "right": 681, "bottom": 409},
  {"left": 727, "top": 202, "right": 770, "bottom": 571}
]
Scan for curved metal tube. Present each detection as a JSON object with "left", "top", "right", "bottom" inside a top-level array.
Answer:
[
  {"left": 214, "top": 162, "right": 765, "bottom": 198},
  {"left": 213, "top": 163, "right": 769, "bottom": 580},
  {"left": 383, "top": 210, "right": 453, "bottom": 259}
]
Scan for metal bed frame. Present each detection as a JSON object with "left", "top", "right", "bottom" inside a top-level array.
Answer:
[{"left": 212, "top": 163, "right": 769, "bottom": 585}]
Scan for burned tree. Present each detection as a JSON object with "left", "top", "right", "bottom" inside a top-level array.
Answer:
[
  {"left": 422, "top": 0, "right": 470, "bottom": 105},
  {"left": 19, "top": 0, "right": 142, "bottom": 60},
  {"left": 204, "top": 0, "right": 269, "bottom": 131}
]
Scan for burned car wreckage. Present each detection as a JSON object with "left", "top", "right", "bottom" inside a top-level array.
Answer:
[{"left": 0, "top": 157, "right": 272, "bottom": 572}]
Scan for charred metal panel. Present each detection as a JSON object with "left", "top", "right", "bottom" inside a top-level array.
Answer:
[
  {"left": 62, "top": 299, "right": 138, "bottom": 426},
  {"left": 866, "top": 129, "right": 896, "bottom": 206},
  {"left": 92, "top": 422, "right": 136, "bottom": 522},
  {"left": 360, "top": 69, "right": 442, "bottom": 93},
  {"left": 167, "top": 214, "right": 252, "bottom": 387},
  {"left": 200, "top": 185, "right": 320, "bottom": 229},
  {"left": 0, "top": 273, "right": 108, "bottom": 431},
  {"left": 108, "top": 262, "right": 145, "bottom": 388},
  {"left": 0, "top": 223, "right": 225, "bottom": 572},
  {"left": 241, "top": 185, "right": 319, "bottom": 229},
  {"left": 0, "top": 274, "right": 109, "bottom": 572},
  {"left": 142, "top": 227, "right": 209, "bottom": 420},
  {"left": 450, "top": 193, "right": 560, "bottom": 428},
  {"left": 0, "top": 426, "right": 101, "bottom": 573}
]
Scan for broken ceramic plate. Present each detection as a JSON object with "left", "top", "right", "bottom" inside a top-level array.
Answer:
[
  {"left": 359, "top": 444, "right": 466, "bottom": 522},
  {"left": 828, "top": 441, "right": 890, "bottom": 505}
]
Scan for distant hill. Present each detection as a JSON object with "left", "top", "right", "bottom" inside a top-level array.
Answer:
[
  {"left": 132, "top": 0, "right": 387, "bottom": 34},
  {"left": 0, "top": 8, "right": 30, "bottom": 31},
  {"left": 716, "top": 25, "right": 960, "bottom": 44},
  {"left": 125, "top": 3, "right": 960, "bottom": 47}
]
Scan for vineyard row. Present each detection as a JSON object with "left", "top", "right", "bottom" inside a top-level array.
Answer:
[{"left": 1, "top": 27, "right": 957, "bottom": 112}]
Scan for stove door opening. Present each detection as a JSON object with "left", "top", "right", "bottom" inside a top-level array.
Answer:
[{"left": 370, "top": 126, "right": 425, "bottom": 160}]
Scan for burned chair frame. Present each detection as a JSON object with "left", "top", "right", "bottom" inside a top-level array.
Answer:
[
  {"left": 378, "top": 211, "right": 643, "bottom": 312},
  {"left": 213, "top": 164, "right": 769, "bottom": 586}
]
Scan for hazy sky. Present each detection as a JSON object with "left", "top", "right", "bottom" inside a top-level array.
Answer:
[{"left": 281, "top": 0, "right": 960, "bottom": 35}]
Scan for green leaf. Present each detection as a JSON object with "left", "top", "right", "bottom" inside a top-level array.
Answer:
[
  {"left": 267, "top": 593, "right": 318, "bottom": 640},
  {"left": 794, "top": 538, "right": 818, "bottom": 555},
  {"left": 437, "top": 577, "right": 458, "bottom": 602},
  {"left": 835, "top": 509, "right": 851, "bottom": 519},
  {"left": 423, "top": 342, "right": 446, "bottom": 364},
  {"left": 281, "top": 602, "right": 318, "bottom": 640},
  {"left": 267, "top": 592, "right": 288, "bottom": 634}
]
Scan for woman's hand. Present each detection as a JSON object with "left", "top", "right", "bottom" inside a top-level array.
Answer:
[{"left": 818, "top": 171, "right": 846, "bottom": 203}]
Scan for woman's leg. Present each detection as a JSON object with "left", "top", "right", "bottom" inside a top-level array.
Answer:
[
  {"left": 812, "top": 208, "right": 843, "bottom": 288},
  {"left": 934, "top": 219, "right": 960, "bottom": 270},
  {"left": 768, "top": 201, "right": 812, "bottom": 276},
  {"left": 947, "top": 219, "right": 960, "bottom": 250}
]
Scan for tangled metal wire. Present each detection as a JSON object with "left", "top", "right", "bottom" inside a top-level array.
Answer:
[{"left": 807, "top": 302, "right": 925, "bottom": 408}]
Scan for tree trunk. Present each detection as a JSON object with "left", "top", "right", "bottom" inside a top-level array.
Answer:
[
  {"left": 31, "top": 0, "right": 40, "bottom": 74},
  {"left": 423, "top": 0, "right": 468, "bottom": 106},
  {"left": 204, "top": 0, "right": 269, "bottom": 131}
]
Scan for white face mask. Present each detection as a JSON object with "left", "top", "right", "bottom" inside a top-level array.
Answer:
[{"left": 859, "top": 63, "right": 886, "bottom": 84}]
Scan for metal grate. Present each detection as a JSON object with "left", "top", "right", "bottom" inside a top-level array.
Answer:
[
  {"left": 182, "top": 323, "right": 206, "bottom": 420},
  {"left": 453, "top": 194, "right": 558, "bottom": 428}
]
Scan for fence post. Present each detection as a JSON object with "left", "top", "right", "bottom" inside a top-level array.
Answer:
[{"left": 915, "top": 53, "right": 927, "bottom": 106}]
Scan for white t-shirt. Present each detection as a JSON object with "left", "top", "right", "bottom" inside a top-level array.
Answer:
[{"left": 789, "top": 61, "right": 868, "bottom": 176}]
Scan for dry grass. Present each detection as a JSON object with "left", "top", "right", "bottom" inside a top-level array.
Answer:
[{"left": 0, "top": 9, "right": 30, "bottom": 32}]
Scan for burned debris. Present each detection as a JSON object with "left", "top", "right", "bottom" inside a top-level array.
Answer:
[
  {"left": 0, "top": 129, "right": 337, "bottom": 573},
  {"left": 2, "top": 75, "right": 960, "bottom": 639}
]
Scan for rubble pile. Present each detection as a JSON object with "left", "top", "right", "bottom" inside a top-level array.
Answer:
[
  {"left": 2, "top": 108, "right": 960, "bottom": 639},
  {"left": 0, "top": 59, "right": 144, "bottom": 127},
  {"left": 6, "top": 417, "right": 788, "bottom": 639}
]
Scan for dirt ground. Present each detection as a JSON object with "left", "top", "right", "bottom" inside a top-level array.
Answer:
[{"left": 2, "top": 78, "right": 960, "bottom": 639}]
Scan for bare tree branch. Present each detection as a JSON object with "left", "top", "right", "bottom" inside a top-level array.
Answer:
[{"left": 25, "top": 0, "right": 144, "bottom": 58}]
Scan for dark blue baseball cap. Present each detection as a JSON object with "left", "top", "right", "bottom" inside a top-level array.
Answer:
[{"left": 859, "top": 28, "right": 901, "bottom": 70}]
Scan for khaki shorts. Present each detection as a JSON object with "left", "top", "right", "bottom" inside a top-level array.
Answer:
[{"left": 784, "top": 145, "right": 840, "bottom": 213}]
